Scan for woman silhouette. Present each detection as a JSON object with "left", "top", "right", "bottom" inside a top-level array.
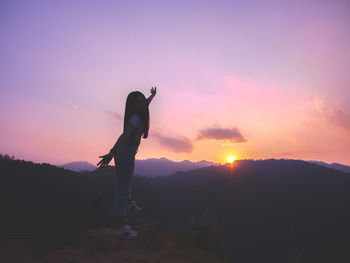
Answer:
[{"left": 97, "top": 87, "right": 157, "bottom": 239}]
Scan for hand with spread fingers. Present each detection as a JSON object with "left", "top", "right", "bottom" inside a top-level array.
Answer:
[
  {"left": 150, "top": 86, "right": 157, "bottom": 96},
  {"left": 97, "top": 152, "right": 113, "bottom": 168}
]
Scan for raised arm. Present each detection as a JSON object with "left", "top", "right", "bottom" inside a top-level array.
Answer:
[{"left": 136, "top": 86, "right": 157, "bottom": 112}]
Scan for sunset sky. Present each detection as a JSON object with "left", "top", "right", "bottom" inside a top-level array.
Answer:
[{"left": 1, "top": 0, "right": 350, "bottom": 166}]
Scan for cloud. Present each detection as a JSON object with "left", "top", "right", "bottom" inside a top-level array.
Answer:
[
  {"left": 327, "top": 108, "right": 350, "bottom": 130},
  {"left": 105, "top": 110, "right": 123, "bottom": 121},
  {"left": 196, "top": 127, "right": 247, "bottom": 143},
  {"left": 152, "top": 131, "right": 193, "bottom": 153},
  {"left": 311, "top": 97, "right": 350, "bottom": 130}
]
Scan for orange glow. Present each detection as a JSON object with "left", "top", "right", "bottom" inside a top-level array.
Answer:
[{"left": 227, "top": 156, "right": 237, "bottom": 164}]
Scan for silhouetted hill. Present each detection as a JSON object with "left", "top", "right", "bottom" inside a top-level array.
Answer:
[
  {"left": 2, "top": 156, "right": 350, "bottom": 262},
  {"left": 307, "top": 160, "right": 350, "bottom": 174},
  {"left": 58, "top": 161, "right": 97, "bottom": 172},
  {"left": 150, "top": 159, "right": 350, "bottom": 262}
]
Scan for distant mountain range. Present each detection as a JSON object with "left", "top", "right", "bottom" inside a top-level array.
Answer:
[
  {"left": 57, "top": 161, "right": 97, "bottom": 172},
  {"left": 306, "top": 160, "right": 350, "bottom": 174},
  {"left": 58, "top": 158, "right": 350, "bottom": 176},
  {"left": 58, "top": 158, "right": 218, "bottom": 176},
  {"left": 133, "top": 158, "right": 218, "bottom": 177}
]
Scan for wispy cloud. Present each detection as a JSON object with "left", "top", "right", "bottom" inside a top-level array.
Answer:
[
  {"left": 152, "top": 131, "right": 193, "bottom": 153},
  {"left": 311, "top": 97, "right": 350, "bottom": 130},
  {"left": 105, "top": 110, "right": 123, "bottom": 121},
  {"left": 196, "top": 127, "right": 247, "bottom": 143}
]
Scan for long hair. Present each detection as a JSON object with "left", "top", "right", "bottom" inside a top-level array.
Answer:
[{"left": 123, "top": 91, "right": 150, "bottom": 138}]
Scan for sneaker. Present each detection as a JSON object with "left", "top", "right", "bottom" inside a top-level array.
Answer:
[
  {"left": 127, "top": 200, "right": 142, "bottom": 212},
  {"left": 114, "top": 225, "right": 138, "bottom": 239}
]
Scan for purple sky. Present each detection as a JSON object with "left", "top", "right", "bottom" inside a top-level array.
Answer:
[{"left": 1, "top": 0, "right": 350, "bottom": 166}]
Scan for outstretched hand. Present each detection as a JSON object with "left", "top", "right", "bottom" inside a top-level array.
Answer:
[
  {"left": 97, "top": 152, "right": 113, "bottom": 169},
  {"left": 151, "top": 86, "right": 157, "bottom": 96}
]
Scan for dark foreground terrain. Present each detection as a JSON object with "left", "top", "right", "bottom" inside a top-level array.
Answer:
[{"left": 1, "top": 155, "right": 350, "bottom": 262}]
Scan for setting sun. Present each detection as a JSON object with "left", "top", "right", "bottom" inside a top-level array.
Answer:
[{"left": 227, "top": 156, "right": 237, "bottom": 164}]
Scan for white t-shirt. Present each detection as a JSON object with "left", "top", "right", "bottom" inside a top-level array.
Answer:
[{"left": 128, "top": 113, "right": 144, "bottom": 131}]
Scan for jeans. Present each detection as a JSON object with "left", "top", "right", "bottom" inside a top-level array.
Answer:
[{"left": 112, "top": 143, "right": 138, "bottom": 218}]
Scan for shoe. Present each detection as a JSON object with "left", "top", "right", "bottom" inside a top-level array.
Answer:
[
  {"left": 127, "top": 200, "right": 142, "bottom": 212},
  {"left": 114, "top": 225, "right": 138, "bottom": 239}
]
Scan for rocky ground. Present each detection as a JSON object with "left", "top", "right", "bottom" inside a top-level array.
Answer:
[{"left": 1, "top": 227, "right": 232, "bottom": 263}]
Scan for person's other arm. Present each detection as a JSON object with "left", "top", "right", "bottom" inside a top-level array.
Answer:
[{"left": 109, "top": 123, "right": 134, "bottom": 154}]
